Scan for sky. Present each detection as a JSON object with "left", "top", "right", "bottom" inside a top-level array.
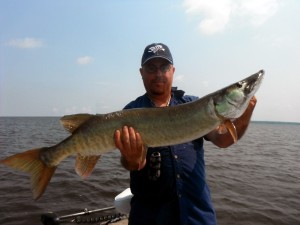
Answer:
[{"left": 0, "top": 0, "right": 299, "bottom": 123}]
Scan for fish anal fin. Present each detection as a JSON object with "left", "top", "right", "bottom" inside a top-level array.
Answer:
[
  {"left": 0, "top": 148, "right": 56, "bottom": 200},
  {"left": 75, "top": 154, "right": 101, "bottom": 179},
  {"left": 224, "top": 120, "right": 238, "bottom": 143},
  {"left": 60, "top": 114, "right": 93, "bottom": 133}
]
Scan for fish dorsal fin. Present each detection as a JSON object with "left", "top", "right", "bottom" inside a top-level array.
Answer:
[
  {"left": 224, "top": 120, "right": 238, "bottom": 143},
  {"left": 75, "top": 154, "right": 101, "bottom": 179},
  {"left": 60, "top": 114, "right": 93, "bottom": 133}
]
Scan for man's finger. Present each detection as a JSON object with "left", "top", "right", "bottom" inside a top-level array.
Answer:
[
  {"left": 121, "top": 126, "right": 131, "bottom": 150},
  {"left": 129, "top": 127, "right": 137, "bottom": 150},
  {"left": 114, "top": 129, "right": 123, "bottom": 150}
]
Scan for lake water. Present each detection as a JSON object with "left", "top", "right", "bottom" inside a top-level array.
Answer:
[{"left": 0, "top": 117, "right": 299, "bottom": 225}]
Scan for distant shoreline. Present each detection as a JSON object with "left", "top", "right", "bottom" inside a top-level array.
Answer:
[{"left": 251, "top": 121, "right": 300, "bottom": 125}]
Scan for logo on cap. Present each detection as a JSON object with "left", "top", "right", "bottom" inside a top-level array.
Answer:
[{"left": 148, "top": 45, "right": 165, "bottom": 54}]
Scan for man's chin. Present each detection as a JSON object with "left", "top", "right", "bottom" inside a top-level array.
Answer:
[{"left": 150, "top": 88, "right": 165, "bottom": 95}]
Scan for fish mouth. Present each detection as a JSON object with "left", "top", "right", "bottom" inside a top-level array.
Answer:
[{"left": 244, "top": 70, "right": 264, "bottom": 95}]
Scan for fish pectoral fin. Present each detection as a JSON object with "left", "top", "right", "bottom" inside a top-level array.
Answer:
[
  {"left": 224, "top": 120, "right": 238, "bottom": 144},
  {"left": 0, "top": 148, "right": 56, "bottom": 200},
  {"left": 75, "top": 154, "right": 101, "bottom": 179},
  {"left": 60, "top": 114, "right": 93, "bottom": 133}
]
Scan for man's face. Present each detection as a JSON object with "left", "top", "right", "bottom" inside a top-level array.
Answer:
[{"left": 140, "top": 58, "right": 175, "bottom": 96}]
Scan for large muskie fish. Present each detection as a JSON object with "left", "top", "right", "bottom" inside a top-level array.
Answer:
[{"left": 0, "top": 70, "right": 264, "bottom": 199}]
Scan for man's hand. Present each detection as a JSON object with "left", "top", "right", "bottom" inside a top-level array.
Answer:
[
  {"left": 114, "top": 126, "right": 147, "bottom": 171},
  {"left": 248, "top": 96, "right": 257, "bottom": 108}
]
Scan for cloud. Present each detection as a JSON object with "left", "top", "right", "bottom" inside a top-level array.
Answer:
[
  {"left": 174, "top": 74, "right": 185, "bottom": 82},
  {"left": 52, "top": 107, "right": 59, "bottom": 114},
  {"left": 183, "top": 0, "right": 280, "bottom": 35},
  {"left": 77, "top": 56, "right": 94, "bottom": 65},
  {"left": 253, "top": 33, "right": 292, "bottom": 47},
  {"left": 238, "top": 0, "right": 279, "bottom": 26},
  {"left": 183, "top": 0, "right": 234, "bottom": 35},
  {"left": 7, "top": 38, "right": 44, "bottom": 48}
]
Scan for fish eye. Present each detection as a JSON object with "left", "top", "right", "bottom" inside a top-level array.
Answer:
[{"left": 236, "top": 81, "right": 243, "bottom": 88}]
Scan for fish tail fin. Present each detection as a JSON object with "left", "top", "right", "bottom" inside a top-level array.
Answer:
[{"left": 0, "top": 148, "right": 56, "bottom": 200}]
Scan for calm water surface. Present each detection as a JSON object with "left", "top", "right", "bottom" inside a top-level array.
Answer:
[{"left": 0, "top": 117, "right": 299, "bottom": 225}]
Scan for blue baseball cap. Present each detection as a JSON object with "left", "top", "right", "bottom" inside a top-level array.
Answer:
[{"left": 141, "top": 43, "right": 173, "bottom": 66}]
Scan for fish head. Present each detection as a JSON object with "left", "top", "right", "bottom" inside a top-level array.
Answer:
[{"left": 213, "top": 70, "right": 264, "bottom": 119}]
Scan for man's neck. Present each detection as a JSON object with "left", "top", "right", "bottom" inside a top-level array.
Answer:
[{"left": 147, "top": 94, "right": 171, "bottom": 107}]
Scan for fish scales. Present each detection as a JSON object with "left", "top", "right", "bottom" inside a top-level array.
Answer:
[{"left": 42, "top": 97, "right": 220, "bottom": 166}]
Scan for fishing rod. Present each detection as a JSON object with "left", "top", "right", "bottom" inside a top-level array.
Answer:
[
  {"left": 40, "top": 188, "right": 132, "bottom": 224},
  {"left": 40, "top": 206, "right": 126, "bottom": 225}
]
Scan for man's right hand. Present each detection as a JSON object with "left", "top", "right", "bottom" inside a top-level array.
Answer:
[{"left": 114, "top": 126, "right": 147, "bottom": 171}]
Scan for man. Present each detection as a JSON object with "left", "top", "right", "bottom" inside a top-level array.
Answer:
[{"left": 114, "top": 43, "right": 257, "bottom": 225}]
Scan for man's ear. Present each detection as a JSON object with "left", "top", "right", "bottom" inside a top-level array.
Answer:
[{"left": 140, "top": 68, "right": 144, "bottom": 78}]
